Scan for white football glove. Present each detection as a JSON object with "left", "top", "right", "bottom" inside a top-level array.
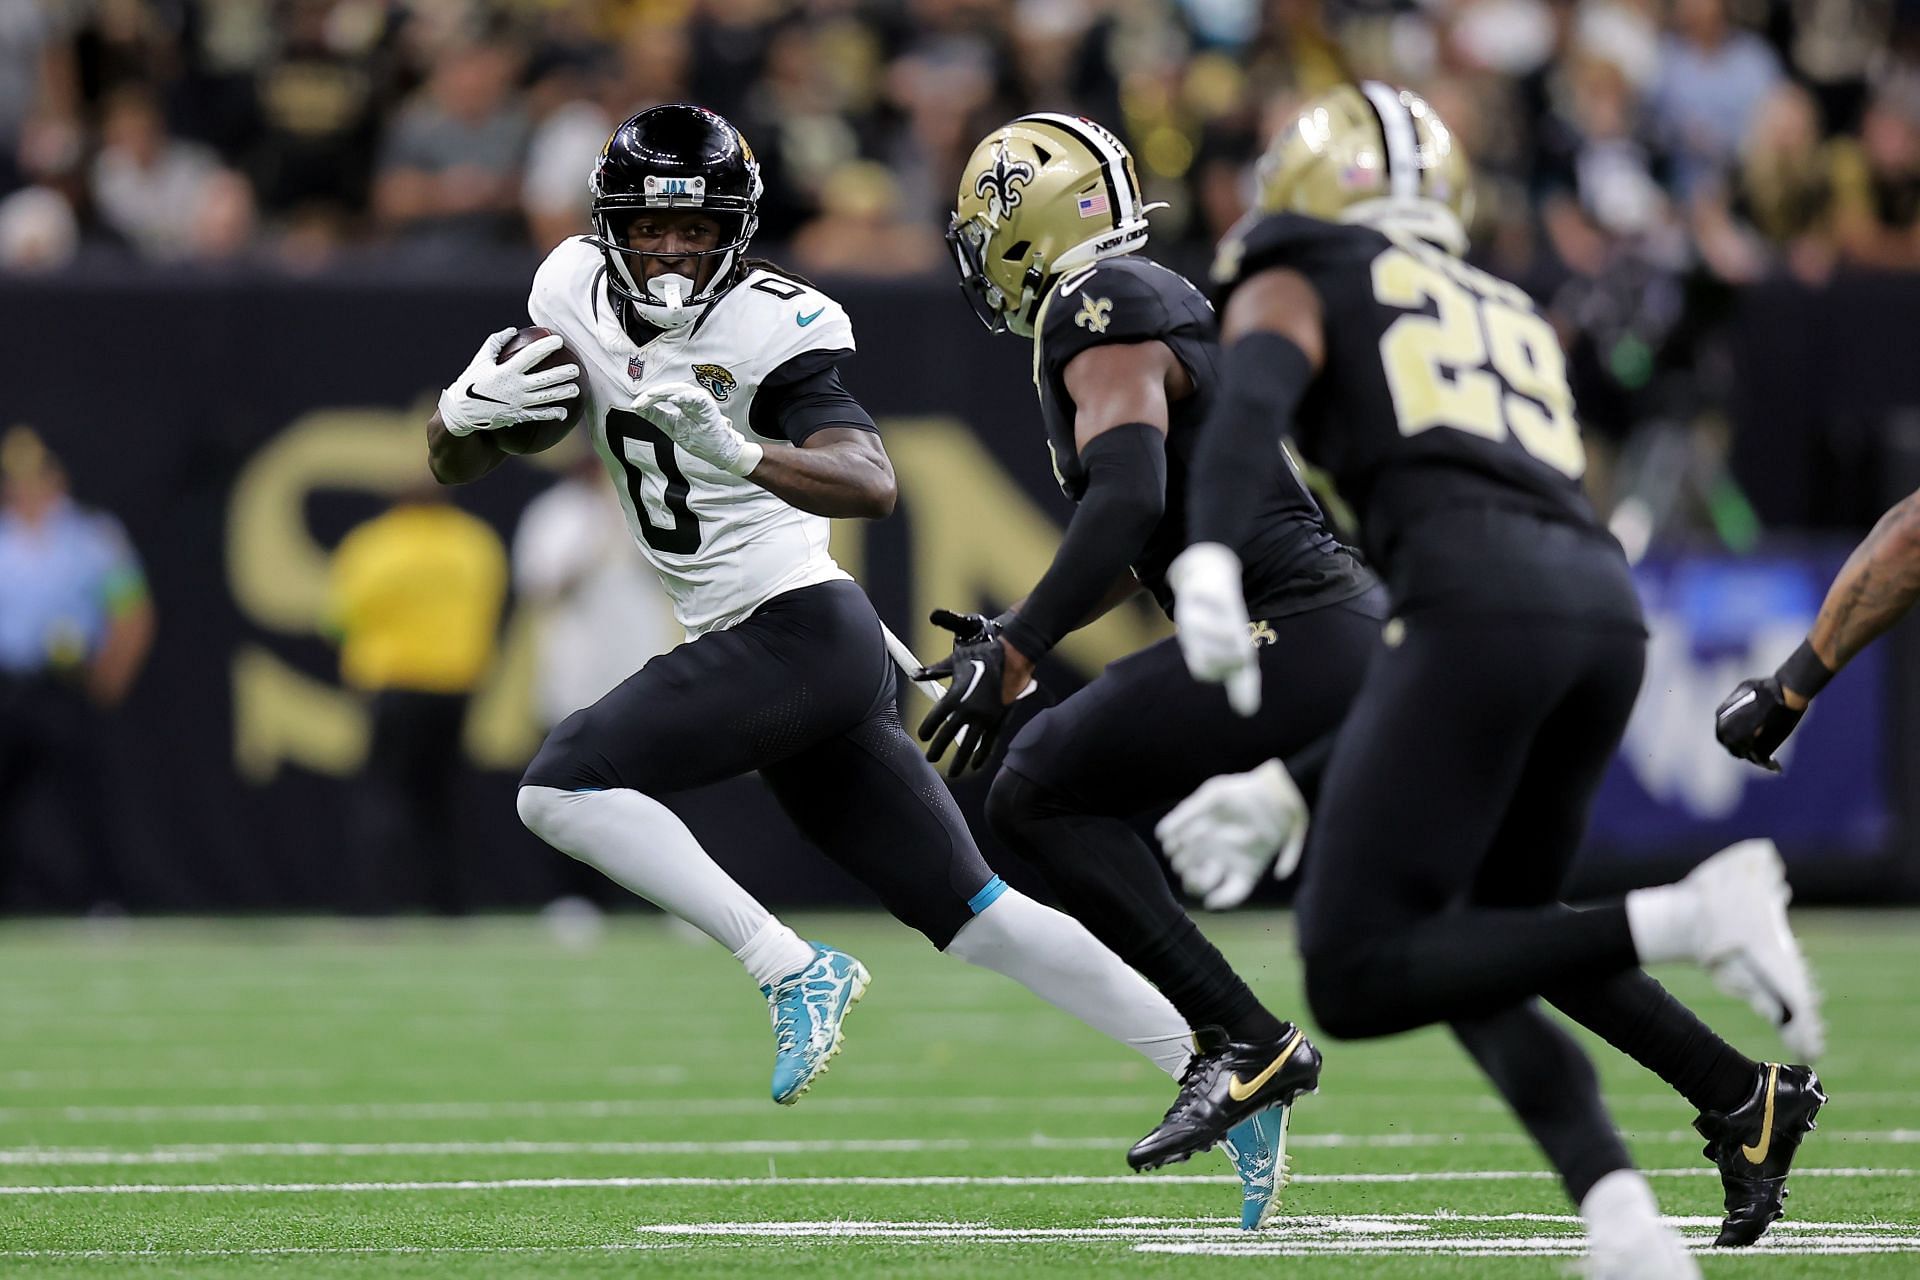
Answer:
[
  {"left": 437, "top": 327, "right": 581, "bottom": 437},
  {"left": 1155, "top": 759, "right": 1309, "bottom": 910},
  {"left": 1168, "top": 542, "right": 1261, "bottom": 716},
  {"left": 632, "top": 381, "right": 765, "bottom": 477}
]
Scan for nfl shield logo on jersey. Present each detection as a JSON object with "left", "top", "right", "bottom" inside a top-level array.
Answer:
[{"left": 628, "top": 354, "right": 646, "bottom": 383}]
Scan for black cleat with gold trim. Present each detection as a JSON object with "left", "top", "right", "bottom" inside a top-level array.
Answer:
[
  {"left": 1128, "top": 1024, "right": 1322, "bottom": 1172},
  {"left": 1695, "top": 1062, "right": 1826, "bottom": 1247}
]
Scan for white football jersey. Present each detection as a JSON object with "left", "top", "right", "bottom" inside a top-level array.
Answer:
[{"left": 528, "top": 236, "right": 855, "bottom": 635}]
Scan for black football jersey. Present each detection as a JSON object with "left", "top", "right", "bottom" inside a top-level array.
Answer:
[
  {"left": 1033, "top": 253, "right": 1374, "bottom": 619},
  {"left": 1211, "top": 214, "right": 1637, "bottom": 620}
]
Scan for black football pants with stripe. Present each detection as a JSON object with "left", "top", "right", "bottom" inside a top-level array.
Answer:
[{"left": 522, "top": 580, "right": 995, "bottom": 949}]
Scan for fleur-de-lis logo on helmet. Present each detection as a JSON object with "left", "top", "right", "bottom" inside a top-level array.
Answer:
[{"left": 974, "top": 145, "right": 1036, "bottom": 220}]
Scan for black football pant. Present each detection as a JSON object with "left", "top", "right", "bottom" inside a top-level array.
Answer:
[
  {"left": 987, "top": 589, "right": 1388, "bottom": 1039},
  {"left": 1295, "top": 607, "right": 1653, "bottom": 1201},
  {"left": 523, "top": 580, "right": 996, "bottom": 949}
]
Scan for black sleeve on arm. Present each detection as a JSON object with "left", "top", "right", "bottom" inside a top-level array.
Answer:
[
  {"left": 1002, "top": 422, "right": 1168, "bottom": 662},
  {"left": 751, "top": 348, "right": 878, "bottom": 444},
  {"left": 1187, "top": 331, "right": 1314, "bottom": 550}
]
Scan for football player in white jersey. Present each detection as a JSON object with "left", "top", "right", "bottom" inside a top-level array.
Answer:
[{"left": 422, "top": 104, "right": 1225, "bottom": 1119}]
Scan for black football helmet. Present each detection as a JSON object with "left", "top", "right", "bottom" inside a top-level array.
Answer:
[{"left": 589, "top": 103, "right": 763, "bottom": 327}]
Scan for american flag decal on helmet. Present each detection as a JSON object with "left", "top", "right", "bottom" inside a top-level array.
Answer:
[{"left": 1077, "top": 193, "right": 1110, "bottom": 218}]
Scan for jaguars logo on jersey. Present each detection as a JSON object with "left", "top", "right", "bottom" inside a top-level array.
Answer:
[{"left": 693, "top": 364, "right": 738, "bottom": 402}]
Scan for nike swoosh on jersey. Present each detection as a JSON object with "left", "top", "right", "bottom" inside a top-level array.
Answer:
[
  {"left": 1742, "top": 1063, "right": 1781, "bottom": 1164},
  {"left": 466, "top": 383, "right": 509, "bottom": 405},
  {"left": 796, "top": 308, "right": 825, "bottom": 327},
  {"left": 1226, "top": 1029, "right": 1304, "bottom": 1102},
  {"left": 1057, "top": 266, "right": 1097, "bottom": 297}
]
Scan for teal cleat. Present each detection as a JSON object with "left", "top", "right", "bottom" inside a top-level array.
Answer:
[
  {"left": 1221, "top": 1104, "right": 1292, "bottom": 1230},
  {"left": 763, "top": 942, "right": 870, "bottom": 1105}
]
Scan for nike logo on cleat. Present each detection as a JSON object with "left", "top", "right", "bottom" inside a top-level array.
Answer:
[
  {"left": 1743, "top": 1064, "right": 1780, "bottom": 1164},
  {"left": 1227, "top": 1031, "right": 1303, "bottom": 1102},
  {"left": 796, "top": 308, "right": 825, "bottom": 327}
]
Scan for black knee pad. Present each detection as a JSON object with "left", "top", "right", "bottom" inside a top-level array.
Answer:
[
  {"left": 1304, "top": 946, "right": 1402, "bottom": 1041},
  {"left": 985, "top": 767, "right": 1060, "bottom": 849},
  {"left": 521, "top": 708, "right": 619, "bottom": 792}
]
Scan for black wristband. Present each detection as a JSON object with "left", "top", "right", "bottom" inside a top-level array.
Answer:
[{"left": 1776, "top": 639, "right": 1834, "bottom": 699}]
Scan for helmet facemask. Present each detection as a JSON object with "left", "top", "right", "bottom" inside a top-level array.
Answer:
[
  {"left": 587, "top": 105, "right": 765, "bottom": 330},
  {"left": 592, "top": 199, "right": 758, "bottom": 329},
  {"left": 945, "top": 210, "right": 1048, "bottom": 337}
]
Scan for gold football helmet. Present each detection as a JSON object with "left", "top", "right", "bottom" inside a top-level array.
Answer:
[
  {"left": 948, "top": 114, "right": 1158, "bottom": 337},
  {"left": 1253, "top": 82, "right": 1474, "bottom": 255}
]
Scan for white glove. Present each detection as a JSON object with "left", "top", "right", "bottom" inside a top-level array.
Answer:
[
  {"left": 437, "top": 327, "right": 580, "bottom": 437},
  {"left": 1155, "top": 759, "right": 1309, "bottom": 910},
  {"left": 632, "top": 381, "right": 765, "bottom": 477},
  {"left": 1168, "top": 541, "right": 1260, "bottom": 716}
]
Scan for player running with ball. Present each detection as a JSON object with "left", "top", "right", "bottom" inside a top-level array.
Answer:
[{"left": 422, "top": 102, "right": 1278, "bottom": 1221}]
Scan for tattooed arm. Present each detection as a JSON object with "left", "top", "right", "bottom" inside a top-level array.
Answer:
[
  {"left": 1715, "top": 487, "right": 1920, "bottom": 769},
  {"left": 1785, "top": 488, "right": 1920, "bottom": 706}
]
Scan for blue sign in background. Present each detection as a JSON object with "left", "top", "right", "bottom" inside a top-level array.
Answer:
[{"left": 1589, "top": 547, "right": 1893, "bottom": 865}]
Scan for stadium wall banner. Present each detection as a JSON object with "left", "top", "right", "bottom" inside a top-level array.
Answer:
[{"left": 0, "top": 269, "right": 1913, "bottom": 910}]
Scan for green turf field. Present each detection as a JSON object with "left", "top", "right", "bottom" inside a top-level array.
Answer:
[{"left": 1, "top": 910, "right": 1915, "bottom": 1276}]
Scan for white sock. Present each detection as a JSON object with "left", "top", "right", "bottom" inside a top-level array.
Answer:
[
  {"left": 733, "top": 918, "right": 818, "bottom": 990},
  {"left": 516, "top": 786, "right": 810, "bottom": 982},
  {"left": 945, "top": 885, "right": 1193, "bottom": 1078},
  {"left": 1624, "top": 882, "right": 1700, "bottom": 964},
  {"left": 1580, "top": 1168, "right": 1660, "bottom": 1232}
]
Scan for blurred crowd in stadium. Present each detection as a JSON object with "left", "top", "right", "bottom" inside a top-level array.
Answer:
[
  {"left": 0, "top": 0, "right": 1915, "bottom": 283},
  {"left": 1, "top": 0, "right": 1914, "bottom": 506},
  {"left": 1, "top": 0, "right": 1916, "bottom": 529}
]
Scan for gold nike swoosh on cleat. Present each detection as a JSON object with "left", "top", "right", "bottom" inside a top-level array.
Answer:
[
  {"left": 1227, "top": 1030, "right": 1304, "bottom": 1103},
  {"left": 1742, "top": 1063, "right": 1780, "bottom": 1164}
]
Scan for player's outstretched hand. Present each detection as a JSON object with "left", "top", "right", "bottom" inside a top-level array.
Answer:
[
  {"left": 913, "top": 608, "right": 1013, "bottom": 778},
  {"left": 1168, "top": 542, "right": 1261, "bottom": 716},
  {"left": 438, "top": 327, "right": 580, "bottom": 437},
  {"left": 632, "top": 381, "right": 764, "bottom": 477},
  {"left": 1156, "top": 760, "right": 1309, "bottom": 910},
  {"left": 1714, "top": 676, "right": 1804, "bottom": 773}
]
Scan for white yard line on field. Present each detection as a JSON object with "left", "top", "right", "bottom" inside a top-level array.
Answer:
[
  {"left": 0, "top": 1168, "right": 1911, "bottom": 1196},
  {"left": 10, "top": 1127, "right": 1916, "bottom": 1166},
  {"left": 0, "top": 1132, "right": 1554, "bottom": 1166},
  {"left": 0, "top": 1096, "right": 1174, "bottom": 1124},
  {"left": 7, "top": 1214, "right": 1920, "bottom": 1260},
  {"left": 15, "top": 1093, "right": 1918, "bottom": 1127}
]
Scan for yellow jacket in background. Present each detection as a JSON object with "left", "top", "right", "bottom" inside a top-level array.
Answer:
[{"left": 326, "top": 503, "right": 508, "bottom": 695}]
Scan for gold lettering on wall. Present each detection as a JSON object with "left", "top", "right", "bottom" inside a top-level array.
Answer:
[{"left": 227, "top": 409, "right": 1164, "bottom": 783}]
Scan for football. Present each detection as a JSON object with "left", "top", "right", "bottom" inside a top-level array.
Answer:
[{"left": 490, "top": 325, "right": 584, "bottom": 455}]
